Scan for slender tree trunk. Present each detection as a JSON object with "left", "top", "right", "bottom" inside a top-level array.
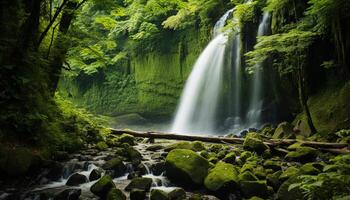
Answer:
[{"left": 296, "top": 62, "right": 317, "bottom": 134}]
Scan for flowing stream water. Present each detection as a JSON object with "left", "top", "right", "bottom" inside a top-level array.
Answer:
[{"left": 172, "top": 7, "right": 271, "bottom": 135}]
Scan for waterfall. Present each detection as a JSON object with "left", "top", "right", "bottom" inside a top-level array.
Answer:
[
  {"left": 171, "top": 9, "right": 234, "bottom": 134},
  {"left": 246, "top": 13, "right": 271, "bottom": 128}
]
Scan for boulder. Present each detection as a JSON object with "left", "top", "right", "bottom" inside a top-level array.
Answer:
[
  {"left": 263, "top": 160, "right": 282, "bottom": 171},
  {"left": 164, "top": 141, "right": 205, "bottom": 152},
  {"left": 146, "top": 144, "right": 164, "bottom": 151},
  {"left": 238, "top": 171, "right": 258, "bottom": 181},
  {"left": 130, "top": 189, "right": 146, "bottom": 200},
  {"left": 266, "top": 171, "right": 282, "bottom": 191},
  {"left": 239, "top": 151, "right": 252, "bottom": 162},
  {"left": 240, "top": 180, "right": 268, "bottom": 198},
  {"left": 293, "top": 119, "right": 312, "bottom": 137},
  {"left": 102, "top": 157, "right": 126, "bottom": 177},
  {"left": 89, "top": 169, "right": 102, "bottom": 181},
  {"left": 53, "top": 188, "right": 81, "bottom": 200},
  {"left": 125, "top": 146, "right": 142, "bottom": 166},
  {"left": 118, "top": 134, "right": 136, "bottom": 146},
  {"left": 279, "top": 167, "right": 299, "bottom": 181},
  {"left": 273, "top": 122, "right": 295, "bottom": 139},
  {"left": 150, "top": 189, "right": 168, "bottom": 200},
  {"left": 107, "top": 188, "right": 126, "bottom": 200},
  {"left": 0, "top": 147, "right": 35, "bottom": 176},
  {"left": 222, "top": 152, "right": 236, "bottom": 164},
  {"left": 96, "top": 142, "right": 108, "bottom": 151},
  {"left": 165, "top": 149, "right": 210, "bottom": 186},
  {"left": 277, "top": 176, "right": 304, "bottom": 200},
  {"left": 204, "top": 162, "right": 239, "bottom": 195},
  {"left": 168, "top": 188, "right": 186, "bottom": 200},
  {"left": 90, "top": 175, "right": 115, "bottom": 198},
  {"left": 125, "top": 177, "right": 153, "bottom": 191},
  {"left": 243, "top": 134, "right": 269, "bottom": 154},
  {"left": 66, "top": 173, "right": 88, "bottom": 186},
  {"left": 285, "top": 147, "right": 318, "bottom": 163}
]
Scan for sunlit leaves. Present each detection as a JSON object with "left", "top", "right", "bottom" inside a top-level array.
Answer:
[{"left": 94, "top": 15, "right": 117, "bottom": 30}]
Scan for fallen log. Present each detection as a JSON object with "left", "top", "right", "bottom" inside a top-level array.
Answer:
[{"left": 109, "top": 128, "right": 349, "bottom": 152}]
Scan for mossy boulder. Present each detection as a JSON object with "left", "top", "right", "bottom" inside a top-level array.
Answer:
[
  {"left": 146, "top": 144, "right": 164, "bottom": 151},
  {"left": 107, "top": 188, "right": 126, "bottom": 200},
  {"left": 102, "top": 157, "right": 126, "bottom": 177},
  {"left": 240, "top": 180, "right": 268, "bottom": 199},
  {"left": 117, "top": 134, "right": 135, "bottom": 146},
  {"left": 285, "top": 147, "right": 318, "bottom": 163},
  {"left": 239, "top": 171, "right": 258, "bottom": 181},
  {"left": 243, "top": 134, "right": 269, "bottom": 154},
  {"left": 96, "top": 141, "right": 108, "bottom": 150},
  {"left": 204, "top": 162, "right": 239, "bottom": 195},
  {"left": 239, "top": 151, "right": 252, "bottom": 162},
  {"left": 273, "top": 122, "right": 295, "bottom": 139},
  {"left": 299, "top": 163, "right": 321, "bottom": 175},
  {"left": 266, "top": 171, "right": 282, "bottom": 191},
  {"left": 208, "top": 144, "right": 223, "bottom": 153},
  {"left": 168, "top": 188, "right": 186, "bottom": 200},
  {"left": 150, "top": 189, "right": 169, "bottom": 200},
  {"left": 90, "top": 175, "right": 115, "bottom": 198},
  {"left": 279, "top": 166, "right": 299, "bottom": 181},
  {"left": 165, "top": 149, "right": 209, "bottom": 186},
  {"left": 125, "top": 146, "right": 142, "bottom": 165},
  {"left": 164, "top": 141, "right": 205, "bottom": 152},
  {"left": 263, "top": 160, "right": 282, "bottom": 171},
  {"left": 125, "top": 177, "right": 153, "bottom": 191},
  {"left": 222, "top": 152, "right": 236, "bottom": 164},
  {"left": 0, "top": 147, "right": 36, "bottom": 176}
]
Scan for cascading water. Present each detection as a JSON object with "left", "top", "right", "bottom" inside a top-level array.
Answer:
[
  {"left": 171, "top": 9, "right": 234, "bottom": 134},
  {"left": 246, "top": 13, "right": 271, "bottom": 127},
  {"left": 172, "top": 7, "right": 271, "bottom": 134}
]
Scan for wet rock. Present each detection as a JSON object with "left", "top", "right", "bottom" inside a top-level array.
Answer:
[
  {"left": 263, "top": 160, "right": 281, "bottom": 171},
  {"left": 150, "top": 189, "right": 168, "bottom": 200},
  {"left": 243, "top": 133, "right": 269, "bottom": 154},
  {"left": 168, "top": 188, "right": 186, "bottom": 200},
  {"left": 273, "top": 122, "right": 295, "bottom": 139},
  {"left": 89, "top": 169, "right": 101, "bottom": 181},
  {"left": 107, "top": 188, "right": 126, "bottom": 200},
  {"left": 66, "top": 173, "right": 88, "bottom": 186},
  {"left": 125, "top": 177, "right": 153, "bottom": 191},
  {"left": 151, "top": 161, "right": 166, "bottom": 176},
  {"left": 146, "top": 144, "right": 164, "bottom": 151},
  {"left": 240, "top": 180, "right": 268, "bottom": 199},
  {"left": 130, "top": 189, "right": 146, "bottom": 200},
  {"left": 135, "top": 163, "right": 148, "bottom": 175},
  {"left": 102, "top": 157, "right": 126, "bottom": 177},
  {"left": 204, "top": 162, "right": 239, "bottom": 196},
  {"left": 125, "top": 146, "right": 142, "bottom": 166},
  {"left": 285, "top": 147, "right": 318, "bottom": 163},
  {"left": 166, "top": 149, "right": 210, "bottom": 186},
  {"left": 90, "top": 175, "right": 115, "bottom": 198},
  {"left": 53, "top": 188, "right": 81, "bottom": 200},
  {"left": 43, "top": 161, "right": 63, "bottom": 181},
  {"left": 127, "top": 172, "right": 141, "bottom": 180},
  {"left": 164, "top": 141, "right": 205, "bottom": 152}
]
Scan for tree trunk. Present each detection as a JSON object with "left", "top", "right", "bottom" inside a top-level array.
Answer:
[
  {"left": 109, "top": 129, "right": 349, "bottom": 152},
  {"left": 296, "top": 62, "right": 317, "bottom": 134}
]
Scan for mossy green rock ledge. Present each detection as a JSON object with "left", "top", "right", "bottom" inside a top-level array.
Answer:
[
  {"left": 165, "top": 149, "right": 209, "bottom": 186},
  {"left": 204, "top": 162, "right": 239, "bottom": 195}
]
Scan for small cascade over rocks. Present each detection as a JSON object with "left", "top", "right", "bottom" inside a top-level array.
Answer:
[{"left": 171, "top": 6, "right": 272, "bottom": 135}]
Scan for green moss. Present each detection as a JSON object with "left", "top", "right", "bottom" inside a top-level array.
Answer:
[
  {"left": 165, "top": 149, "right": 210, "bottom": 186},
  {"left": 90, "top": 175, "right": 115, "bottom": 198},
  {"left": 243, "top": 135, "right": 269, "bottom": 154},
  {"left": 150, "top": 189, "right": 168, "bottom": 200},
  {"left": 102, "top": 157, "right": 126, "bottom": 176},
  {"left": 279, "top": 166, "right": 300, "bottom": 181},
  {"left": 107, "top": 188, "right": 126, "bottom": 200},
  {"left": 117, "top": 134, "right": 135, "bottom": 146},
  {"left": 164, "top": 141, "right": 205, "bottom": 152},
  {"left": 96, "top": 141, "right": 108, "bottom": 150},
  {"left": 204, "top": 162, "right": 239, "bottom": 193},
  {"left": 239, "top": 171, "right": 259, "bottom": 181},
  {"left": 223, "top": 152, "right": 236, "bottom": 164},
  {"left": 285, "top": 147, "right": 318, "bottom": 163},
  {"left": 240, "top": 180, "right": 269, "bottom": 199},
  {"left": 125, "top": 177, "right": 153, "bottom": 191}
]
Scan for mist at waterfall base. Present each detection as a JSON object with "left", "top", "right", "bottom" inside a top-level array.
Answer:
[{"left": 171, "top": 9, "right": 272, "bottom": 135}]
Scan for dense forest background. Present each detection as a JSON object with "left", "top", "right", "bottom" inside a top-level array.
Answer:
[{"left": 1, "top": 0, "right": 350, "bottom": 150}]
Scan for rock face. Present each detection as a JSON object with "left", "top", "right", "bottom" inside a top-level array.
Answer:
[
  {"left": 204, "top": 162, "right": 239, "bottom": 195},
  {"left": 285, "top": 147, "right": 318, "bottom": 163},
  {"left": 90, "top": 175, "right": 116, "bottom": 198},
  {"left": 165, "top": 149, "right": 210, "bottom": 186},
  {"left": 66, "top": 173, "right": 88, "bottom": 186},
  {"left": 125, "top": 177, "right": 153, "bottom": 191},
  {"left": 273, "top": 122, "right": 295, "bottom": 139},
  {"left": 243, "top": 134, "right": 269, "bottom": 154}
]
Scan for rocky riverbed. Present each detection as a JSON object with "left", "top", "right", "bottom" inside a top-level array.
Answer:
[{"left": 0, "top": 125, "right": 349, "bottom": 200}]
